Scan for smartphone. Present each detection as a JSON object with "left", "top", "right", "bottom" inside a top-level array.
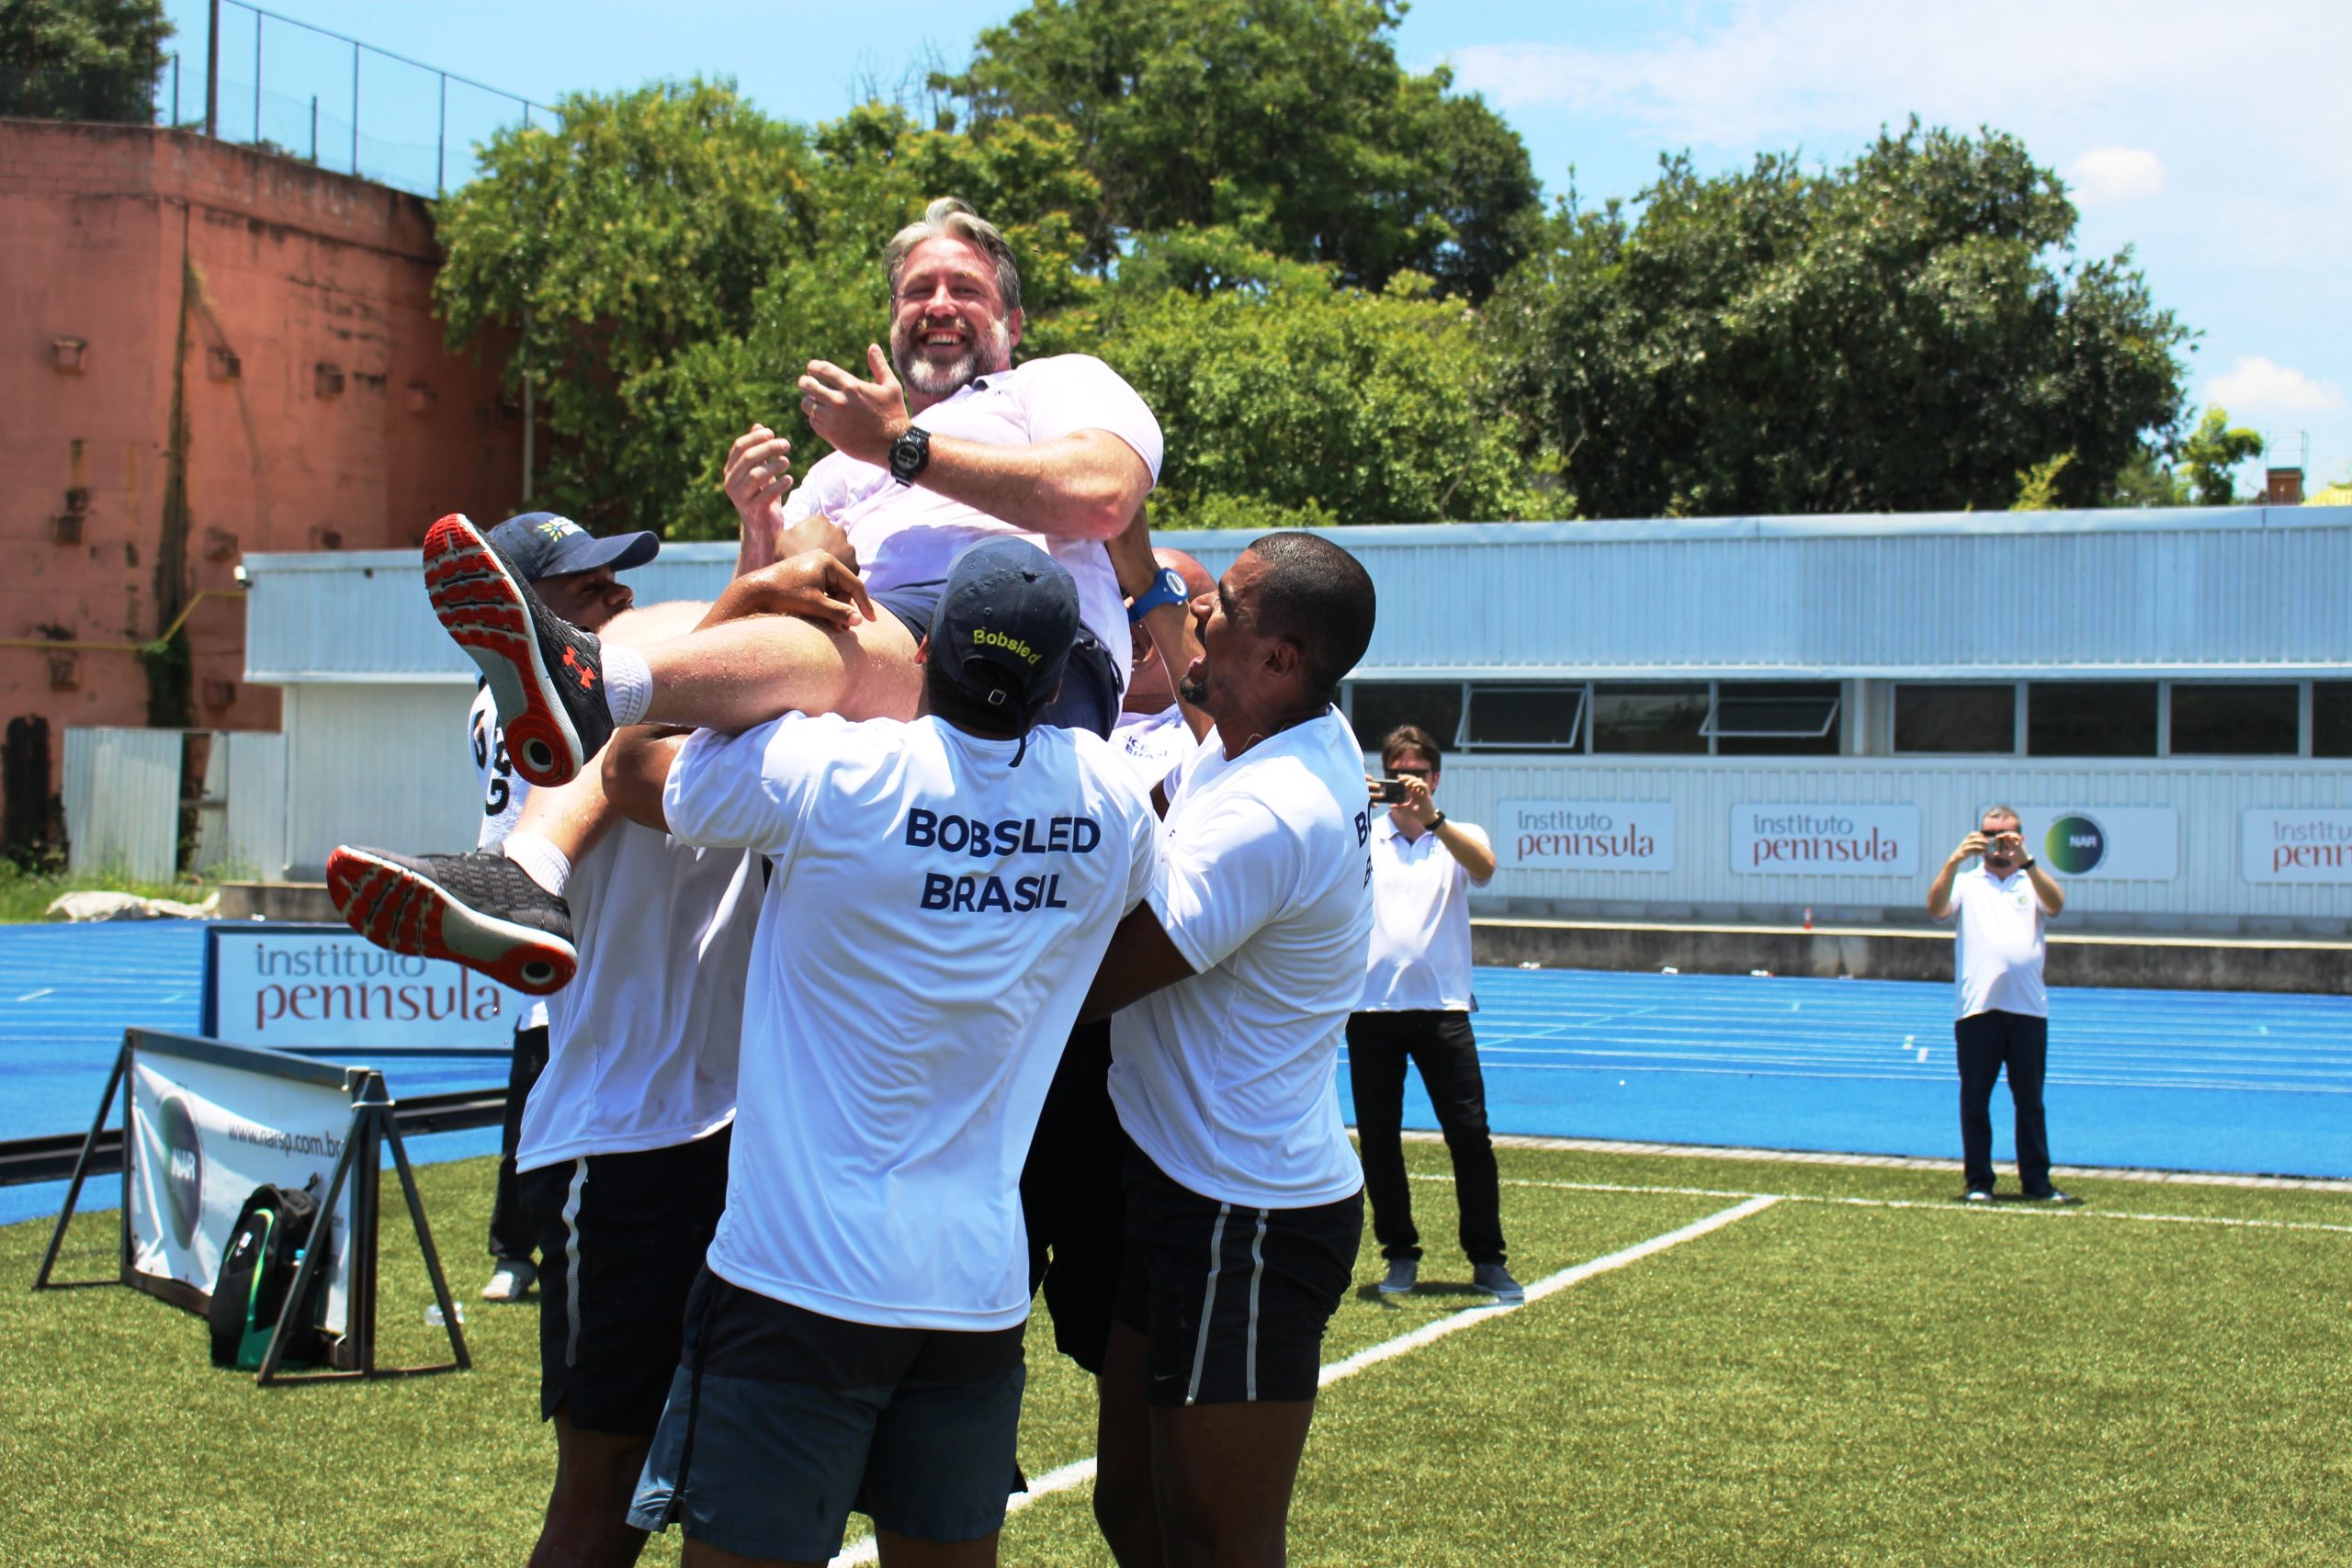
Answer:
[{"left": 1371, "top": 778, "right": 1409, "bottom": 805}]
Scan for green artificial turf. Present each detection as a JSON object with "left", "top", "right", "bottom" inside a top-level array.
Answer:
[{"left": 5, "top": 1144, "right": 2347, "bottom": 1565}]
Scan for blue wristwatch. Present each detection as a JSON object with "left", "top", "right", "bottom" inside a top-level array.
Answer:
[{"left": 1127, "top": 567, "right": 1191, "bottom": 622}]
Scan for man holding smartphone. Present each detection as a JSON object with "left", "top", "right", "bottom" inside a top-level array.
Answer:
[{"left": 1926, "top": 805, "right": 2070, "bottom": 1203}]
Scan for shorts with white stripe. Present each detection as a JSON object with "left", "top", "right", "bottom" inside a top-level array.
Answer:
[
  {"left": 1112, "top": 1141, "right": 1361, "bottom": 1407},
  {"left": 519, "top": 1127, "right": 731, "bottom": 1433}
]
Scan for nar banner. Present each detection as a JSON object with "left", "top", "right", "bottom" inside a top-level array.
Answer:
[
  {"left": 2242, "top": 809, "right": 2352, "bottom": 884},
  {"left": 1498, "top": 801, "right": 1675, "bottom": 872},
  {"left": 1732, "top": 805, "right": 1919, "bottom": 877},
  {"left": 2014, "top": 807, "right": 2178, "bottom": 881},
  {"left": 127, "top": 1041, "right": 355, "bottom": 1333},
  {"left": 205, "top": 925, "right": 522, "bottom": 1051}
]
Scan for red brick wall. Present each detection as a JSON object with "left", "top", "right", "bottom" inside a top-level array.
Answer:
[{"left": 1, "top": 121, "right": 526, "bottom": 834}]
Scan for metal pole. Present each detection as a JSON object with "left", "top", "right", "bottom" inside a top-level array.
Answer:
[
  {"left": 436, "top": 73, "right": 447, "bottom": 197},
  {"left": 310, "top": 96, "right": 318, "bottom": 164},
  {"left": 522, "top": 364, "right": 535, "bottom": 502},
  {"left": 204, "top": 0, "right": 219, "bottom": 137},
  {"left": 253, "top": 13, "right": 261, "bottom": 146},
  {"left": 170, "top": 53, "right": 179, "bottom": 128},
  {"left": 349, "top": 42, "right": 358, "bottom": 174}
]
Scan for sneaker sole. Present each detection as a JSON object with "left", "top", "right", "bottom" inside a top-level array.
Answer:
[
  {"left": 424, "top": 513, "right": 584, "bottom": 788},
  {"left": 326, "top": 846, "right": 577, "bottom": 995}
]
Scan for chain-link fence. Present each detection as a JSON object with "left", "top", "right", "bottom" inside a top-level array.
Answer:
[{"left": 2, "top": 2, "right": 550, "bottom": 199}]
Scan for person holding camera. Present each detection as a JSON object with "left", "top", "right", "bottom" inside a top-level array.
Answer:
[
  {"left": 1348, "top": 724, "right": 1521, "bottom": 1303},
  {"left": 1927, "top": 805, "right": 2071, "bottom": 1203}
]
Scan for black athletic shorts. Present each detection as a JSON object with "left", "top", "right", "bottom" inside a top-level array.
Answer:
[
  {"left": 518, "top": 1126, "right": 731, "bottom": 1433},
  {"left": 628, "top": 1269, "right": 1026, "bottom": 1561},
  {"left": 1021, "top": 1019, "right": 1126, "bottom": 1374},
  {"left": 1113, "top": 1140, "right": 1362, "bottom": 1406}
]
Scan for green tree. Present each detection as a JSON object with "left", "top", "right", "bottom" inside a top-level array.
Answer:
[
  {"left": 1490, "top": 124, "right": 2188, "bottom": 518},
  {"left": 2177, "top": 405, "right": 2263, "bottom": 505},
  {"left": 0, "top": 0, "right": 171, "bottom": 122},
  {"left": 1061, "top": 233, "right": 1543, "bottom": 528},
  {"left": 937, "top": 0, "right": 1541, "bottom": 299}
]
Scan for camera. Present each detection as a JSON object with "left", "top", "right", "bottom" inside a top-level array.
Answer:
[{"left": 1370, "top": 778, "right": 1409, "bottom": 806}]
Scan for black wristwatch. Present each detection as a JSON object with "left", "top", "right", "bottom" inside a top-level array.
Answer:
[
  {"left": 887, "top": 424, "right": 932, "bottom": 486},
  {"left": 1427, "top": 811, "right": 1448, "bottom": 832},
  {"left": 2018, "top": 855, "right": 2037, "bottom": 871}
]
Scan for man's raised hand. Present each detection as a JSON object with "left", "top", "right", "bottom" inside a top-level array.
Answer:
[
  {"left": 724, "top": 424, "right": 795, "bottom": 570},
  {"left": 798, "top": 345, "right": 911, "bottom": 467}
]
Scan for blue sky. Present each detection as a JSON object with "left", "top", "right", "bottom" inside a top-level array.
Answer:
[{"left": 161, "top": 1, "right": 2349, "bottom": 494}]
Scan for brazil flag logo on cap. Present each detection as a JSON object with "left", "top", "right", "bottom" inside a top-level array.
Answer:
[{"left": 2043, "top": 814, "right": 2106, "bottom": 875}]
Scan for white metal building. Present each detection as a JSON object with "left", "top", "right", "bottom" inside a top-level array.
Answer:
[{"left": 230, "top": 504, "right": 2352, "bottom": 935}]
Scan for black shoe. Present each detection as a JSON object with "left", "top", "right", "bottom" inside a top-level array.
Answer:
[
  {"left": 327, "top": 846, "right": 577, "bottom": 995},
  {"left": 1471, "top": 1262, "right": 1526, "bottom": 1305},
  {"left": 424, "top": 512, "right": 612, "bottom": 787},
  {"left": 1962, "top": 1189, "right": 1994, "bottom": 1203},
  {"left": 1376, "top": 1258, "right": 1419, "bottom": 1295},
  {"left": 2028, "top": 1189, "right": 2075, "bottom": 1204}
]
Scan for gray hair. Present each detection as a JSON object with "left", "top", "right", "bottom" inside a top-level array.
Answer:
[{"left": 883, "top": 197, "right": 1023, "bottom": 317}]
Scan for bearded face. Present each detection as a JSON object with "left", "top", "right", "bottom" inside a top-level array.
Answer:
[{"left": 888, "top": 236, "right": 1021, "bottom": 404}]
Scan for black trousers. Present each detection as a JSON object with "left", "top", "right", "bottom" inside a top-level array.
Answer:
[
  {"left": 1347, "top": 1009, "right": 1507, "bottom": 1266},
  {"left": 1019, "top": 1018, "right": 1126, "bottom": 1375},
  {"left": 488, "top": 1022, "right": 551, "bottom": 1262},
  {"left": 1954, "top": 1009, "right": 2052, "bottom": 1196}
]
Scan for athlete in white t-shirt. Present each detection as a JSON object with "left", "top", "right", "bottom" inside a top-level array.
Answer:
[
  {"left": 1076, "top": 532, "right": 1381, "bottom": 1568},
  {"left": 1928, "top": 806, "right": 2070, "bottom": 1202},
  {"left": 605, "top": 540, "right": 1163, "bottom": 1565},
  {"left": 1349, "top": 722, "right": 1521, "bottom": 1305},
  {"left": 459, "top": 513, "right": 656, "bottom": 1307}
]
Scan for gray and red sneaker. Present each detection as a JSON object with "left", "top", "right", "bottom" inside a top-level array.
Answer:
[
  {"left": 327, "top": 846, "right": 576, "bottom": 995},
  {"left": 423, "top": 512, "right": 613, "bottom": 787}
]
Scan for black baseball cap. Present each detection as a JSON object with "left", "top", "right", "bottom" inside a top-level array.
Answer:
[
  {"left": 930, "top": 538, "right": 1080, "bottom": 718},
  {"left": 486, "top": 512, "right": 660, "bottom": 583}
]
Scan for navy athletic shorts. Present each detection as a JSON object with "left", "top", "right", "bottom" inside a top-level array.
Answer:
[{"left": 628, "top": 1269, "right": 1028, "bottom": 1560}]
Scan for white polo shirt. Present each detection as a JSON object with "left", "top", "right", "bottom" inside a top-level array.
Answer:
[
  {"left": 1941, "top": 864, "right": 2049, "bottom": 1021},
  {"left": 786, "top": 354, "right": 1164, "bottom": 692},
  {"left": 517, "top": 823, "right": 756, "bottom": 1170},
  {"left": 467, "top": 683, "right": 548, "bottom": 1034},
  {"left": 1111, "top": 704, "right": 1196, "bottom": 793},
  {"left": 664, "top": 711, "right": 1162, "bottom": 1332},
  {"left": 1109, "top": 708, "right": 1375, "bottom": 1211},
  {"left": 1360, "top": 813, "right": 1492, "bottom": 1013}
]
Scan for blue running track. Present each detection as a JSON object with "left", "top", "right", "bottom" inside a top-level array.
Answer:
[{"left": 6, "top": 924, "right": 2348, "bottom": 1226}]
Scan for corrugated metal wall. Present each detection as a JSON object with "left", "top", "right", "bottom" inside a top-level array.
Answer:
[
  {"left": 246, "top": 506, "right": 2352, "bottom": 682},
  {"left": 281, "top": 685, "right": 480, "bottom": 876},
  {"left": 198, "top": 731, "right": 289, "bottom": 879},
  {"left": 1431, "top": 754, "right": 2352, "bottom": 932},
  {"left": 62, "top": 728, "right": 183, "bottom": 882}
]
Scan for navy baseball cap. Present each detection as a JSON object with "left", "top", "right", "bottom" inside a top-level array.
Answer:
[
  {"left": 930, "top": 538, "right": 1080, "bottom": 717},
  {"left": 486, "top": 512, "right": 660, "bottom": 583}
]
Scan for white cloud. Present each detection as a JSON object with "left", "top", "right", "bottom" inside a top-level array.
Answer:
[
  {"left": 2067, "top": 147, "right": 2165, "bottom": 205},
  {"left": 2206, "top": 356, "right": 2346, "bottom": 413},
  {"left": 1441, "top": 0, "right": 2351, "bottom": 197}
]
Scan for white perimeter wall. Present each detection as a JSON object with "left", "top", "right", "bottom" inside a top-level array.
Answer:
[
  {"left": 281, "top": 684, "right": 478, "bottom": 878},
  {"left": 1434, "top": 754, "right": 2352, "bottom": 934}
]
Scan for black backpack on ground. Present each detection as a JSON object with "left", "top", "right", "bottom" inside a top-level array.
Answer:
[{"left": 207, "top": 1180, "right": 328, "bottom": 1371}]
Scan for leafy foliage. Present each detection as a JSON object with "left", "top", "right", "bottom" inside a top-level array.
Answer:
[
  {"left": 2178, "top": 405, "right": 2265, "bottom": 505},
  {"left": 0, "top": 0, "right": 170, "bottom": 122},
  {"left": 937, "top": 0, "right": 1541, "bottom": 299},
  {"left": 1490, "top": 124, "right": 2188, "bottom": 518},
  {"left": 1062, "top": 235, "right": 1541, "bottom": 528}
]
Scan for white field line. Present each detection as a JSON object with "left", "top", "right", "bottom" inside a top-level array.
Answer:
[
  {"left": 1396, "top": 1129, "right": 2352, "bottom": 1192},
  {"left": 828, "top": 1194, "right": 1781, "bottom": 1568},
  {"left": 1446, "top": 1174, "right": 2352, "bottom": 1236}
]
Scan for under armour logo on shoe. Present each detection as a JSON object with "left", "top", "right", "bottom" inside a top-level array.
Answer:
[{"left": 562, "top": 647, "right": 598, "bottom": 690}]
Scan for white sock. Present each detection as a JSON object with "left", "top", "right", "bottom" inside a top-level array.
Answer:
[
  {"left": 603, "top": 643, "right": 652, "bottom": 727},
  {"left": 502, "top": 832, "right": 572, "bottom": 897}
]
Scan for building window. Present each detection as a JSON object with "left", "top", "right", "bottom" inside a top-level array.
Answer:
[
  {"left": 1463, "top": 684, "right": 1586, "bottom": 749},
  {"left": 1706, "top": 681, "right": 1843, "bottom": 757},
  {"left": 1590, "top": 683, "right": 1710, "bottom": 754},
  {"left": 1346, "top": 682, "right": 1463, "bottom": 754},
  {"left": 2313, "top": 682, "right": 2352, "bottom": 758},
  {"left": 1893, "top": 683, "right": 2017, "bottom": 754},
  {"left": 2028, "top": 682, "right": 2158, "bottom": 756},
  {"left": 2169, "top": 683, "right": 2300, "bottom": 756}
]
